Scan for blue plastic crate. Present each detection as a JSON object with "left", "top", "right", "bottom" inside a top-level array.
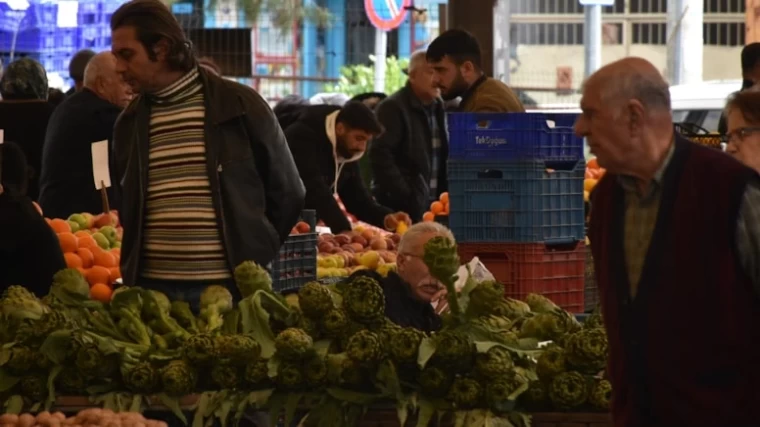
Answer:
[
  {"left": 448, "top": 159, "right": 585, "bottom": 244},
  {"left": 447, "top": 112, "right": 584, "bottom": 162},
  {"left": 0, "top": 28, "right": 78, "bottom": 53}
]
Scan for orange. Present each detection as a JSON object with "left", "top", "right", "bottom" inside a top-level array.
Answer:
[
  {"left": 49, "top": 218, "right": 71, "bottom": 234},
  {"left": 77, "top": 248, "right": 95, "bottom": 268},
  {"left": 58, "top": 232, "right": 78, "bottom": 253},
  {"left": 422, "top": 211, "right": 435, "bottom": 222},
  {"left": 89, "top": 283, "right": 113, "bottom": 302},
  {"left": 32, "top": 201, "right": 43, "bottom": 216},
  {"left": 587, "top": 158, "right": 599, "bottom": 169},
  {"left": 110, "top": 247, "right": 121, "bottom": 257},
  {"left": 108, "top": 267, "right": 121, "bottom": 283},
  {"left": 584, "top": 178, "right": 598, "bottom": 192},
  {"left": 430, "top": 201, "right": 444, "bottom": 215},
  {"left": 85, "top": 266, "right": 111, "bottom": 287},
  {"left": 442, "top": 202, "right": 450, "bottom": 215},
  {"left": 64, "top": 253, "right": 83, "bottom": 269},
  {"left": 93, "top": 251, "right": 117, "bottom": 268},
  {"left": 78, "top": 235, "right": 99, "bottom": 252},
  {"left": 439, "top": 192, "right": 449, "bottom": 204},
  {"left": 76, "top": 267, "right": 88, "bottom": 276},
  {"left": 74, "top": 230, "right": 91, "bottom": 238}
]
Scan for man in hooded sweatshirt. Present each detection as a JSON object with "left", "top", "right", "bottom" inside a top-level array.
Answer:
[{"left": 284, "top": 101, "right": 410, "bottom": 233}]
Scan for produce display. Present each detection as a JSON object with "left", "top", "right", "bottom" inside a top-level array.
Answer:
[
  {"left": 44, "top": 211, "right": 123, "bottom": 303},
  {"left": 0, "top": 409, "right": 168, "bottom": 427},
  {"left": 0, "top": 236, "right": 610, "bottom": 426},
  {"left": 583, "top": 158, "right": 605, "bottom": 202},
  {"left": 421, "top": 192, "right": 450, "bottom": 222},
  {"left": 316, "top": 225, "right": 400, "bottom": 279}
]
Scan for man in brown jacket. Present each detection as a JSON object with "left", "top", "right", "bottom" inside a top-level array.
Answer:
[{"left": 426, "top": 29, "right": 525, "bottom": 113}]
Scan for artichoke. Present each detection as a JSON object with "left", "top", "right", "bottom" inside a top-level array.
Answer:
[
  {"left": 447, "top": 377, "right": 482, "bottom": 409},
  {"left": 432, "top": 331, "right": 474, "bottom": 371},
  {"left": 519, "top": 311, "right": 578, "bottom": 342},
  {"left": 56, "top": 369, "right": 87, "bottom": 394},
  {"left": 472, "top": 314, "right": 512, "bottom": 332},
  {"left": 467, "top": 280, "right": 505, "bottom": 315},
  {"left": 234, "top": 261, "right": 273, "bottom": 297},
  {"left": 211, "top": 364, "right": 241, "bottom": 389},
  {"left": 346, "top": 330, "right": 383, "bottom": 365},
  {"left": 244, "top": 359, "right": 271, "bottom": 387},
  {"left": 4, "top": 346, "right": 36, "bottom": 376},
  {"left": 277, "top": 362, "right": 304, "bottom": 390},
  {"left": 2, "top": 285, "right": 35, "bottom": 300},
  {"left": 33, "top": 352, "right": 53, "bottom": 371},
  {"left": 486, "top": 376, "right": 528, "bottom": 413},
  {"left": 525, "top": 293, "right": 559, "bottom": 313},
  {"left": 182, "top": 333, "right": 219, "bottom": 364},
  {"left": 536, "top": 345, "right": 567, "bottom": 382},
  {"left": 303, "top": 355, "right": 328, "bottom": 388},
  {"left": 492, "top": 298, "right": 531, "bottom": 319},
  {"left": 389, "top": 328, "right": 424, "bottom": 363},
  {"left": 122, "top": 362, "right": 159, "bottom": 394},
  {"left": 474, "top": 346, "right": 514, "bottom": 379},
  {"left": 588, "top": 379, "right": 612, "bottom": 411},
  {"left": 298, "top": 282, "right": 334, "bottom": 318},
  {"left": 338, "top": 358, "right": 365, "bottom": 387},
  {"left": 549, "top": 371, "right": 590, "bottom": 410},
  {"left": 20, "top": 375, "right": 47, "bottom": 402},
  {"left": 275, "top": 328, "right": 313, "bottom": 360},
  {"left": 422, "top": 236, "right": 460, "bottom": 285},
  {"left": 343, "top": 276, "right": 386, "bottom": 324},
  {"left": 584, "top": 307, "right": 604, "bottom": 330},
  {"left": 320, "top": 308, "right": 348, "bottom": 337},
  {"left": 521, "top": 380, "right": 550, "bottom": 411},
  {"left": 161, "top": 360, "right": 198, "bottom": 396},
  {"left": 418, "top": 366, "right": 453, "bottom": 398},
  {"left": 75, "top": 343, "right": 116, "bottom": 378},
  {"left": 217, "top": 334, "right": 261, "bottom": 365},
  {"left": 565, "top": 328, "right": 608, "bottom": 374},
  {"left": 298, "top": 314, "right": 321, "bottom": 339}
]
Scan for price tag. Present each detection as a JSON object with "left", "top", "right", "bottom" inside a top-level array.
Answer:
[
  {"left": 91, "top": 140, "right": 111, "bottom": 190},
  {"left": 0, "top": 129, "right": 4, "bottom": 144}
]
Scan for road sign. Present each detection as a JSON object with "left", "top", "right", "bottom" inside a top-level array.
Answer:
[
  {"left": 364, "top": 0, "right": 411, "bottom": 31},
  {"left": 579, "top": 0, "right": 614, "bottom": 5}
]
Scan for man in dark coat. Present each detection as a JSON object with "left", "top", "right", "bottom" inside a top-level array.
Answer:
[
  {"left": 370, "top": 50, "right": 448, "bottom": 221},
  {"left": 65, "top": 49, "right": 95, "bottom": 96},
  {"left": 39, "top": 52, "right": 132, "bottom": 219},
  {"left": 284, "top": 101, "right": 410, "bottom": 233}
]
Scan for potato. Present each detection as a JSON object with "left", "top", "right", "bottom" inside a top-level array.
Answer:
[
  {"left": 19, "top": 413, "right": 36, "bottom": 427},
  {"left": 36, "top": 411, "right": 52, "bottom": 425},
  {"left": 52, "top": 413, "right": 66, "bottom": 422},
  {"left": 0, "top": 414, "right": 19, "bottom": 424},
  {"left": 47, "top": 419, "right": 61, "bottom": 427}
]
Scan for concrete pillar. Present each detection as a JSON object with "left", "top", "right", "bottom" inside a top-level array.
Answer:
[{"left": 447, "top": 0, "right": 495, "bottom": 77}]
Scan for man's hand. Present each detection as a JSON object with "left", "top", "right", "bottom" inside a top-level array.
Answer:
[
  {"left": 432, "top": 288, "right": 449, "bottom": 315},
  {"left": 384, "top": 212, "right": 412, "bottom": 231}
]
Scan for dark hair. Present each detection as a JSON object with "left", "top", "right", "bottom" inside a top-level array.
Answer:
[
  {"left": 69, "top": 49, "right": 95, "bottom": 82},
  {"left": 47, "top": 88, "right": 65, "bottom": 108},
  {"left": 742, "top": 43, "right": 760, "bottom": 73},
  {"left": 336, "top": 101, "right": 383, "bottom": 135},
  {"left": 426, "top": 29, "right": 482, "bottom": 69},
  {"left": 1, "top": 141, "right": 30, "bottom": 196},
  {"left": 110, "top": 0, "right": 195, "bottom": 72},
  {"left": 725, "top": 90, "right": 760, "bottom": 125},
  {"left": 198, "top": 56, "right": 221, "bottom": 76}
]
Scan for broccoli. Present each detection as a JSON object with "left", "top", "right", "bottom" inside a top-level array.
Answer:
[
  {"left": 447, "top": 377, "right": 482, "bottom": 409},
  {"left": 343, "top": 277, "right": 386, "bottom": 325},
  {"left": 0, "top": 286, "right": 49, "bottom": 322},
  {"left": 525, "top": 293, "right": 560, "bottom": 313},
  {"left": 277, "top": 362, "right": 304, "bottom": 390},
  {"left": 199, "top": 285, "right": 234, "bottom": 332},
  {"left": 234, "top": 261, "right": 273, "bottom": 298},
  {"left": 244, "top": 359, "right": 271, "bottom": 387},
  {"left": 474, "top": 346, "right": 514, "bottom": 379},
  {"left": 565, "top": 328, "right": 608, "bottom": 374},
  {"left": 275, "top": 328, "right": 313, "bottom": 360},
  {"left": 170, "top": 300, "right": 199, "bottom": 333},
  {"left": 51, "top": 269, "right": 90, "bottom": 302},
  {"left": 217, "top": 334, "right": 261, "bottom": 365},
  {"left": 467, "top": 280, "right": 505, "bottom": 316},
  {"left": 418, "top": 366, "right": 453, "bottom": 398},
  {"left": 2, "top": 285, "right": 35, "bottom": 300},
  {"left": 20, "top": 375, "right": 47, "bottom": 402},
  {"left": 110, "top": 287, "right": 152, "bottom": 346},
  {"left": 298, "top": 282, "right": 334, "bottom": 319},
  {"left": 549, "top": 371, "right": 590, "bottom": 410},
  {"left": 389, "top": 328, "right": 424, "bottom": 363},
  {"left": 320, "top": 309, "right": 348, "bottom": 337},
  {"left": 536, "top": 344, "right": 567, "bottom": 382},
  {"left": 3, "top": 346, "right": 36, "bottom": 376},
  {"left": 182, "top": 333, "right": 219, "bottom": 365},
  {"left": 121, "top": 361, "right": 159, "bottom": 394},
  {"left": 160, "top": 360, "right": 198, "bottom": 396},
  {"left": 588, "top": 379, "right": 612, "bottom": 411},
  {"left": 141, "top": 290, "right": 189, "bottom": 340},
  {"left": 346, "top": 330, "right": 383, "bottom": 365},
  {"left": 211, "top": 364, "right": 241, "bottom": 389}
]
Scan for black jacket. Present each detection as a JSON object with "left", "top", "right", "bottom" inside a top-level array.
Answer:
[
  {"left": 39, "top": 89, "right": 122, "bottom": 219},
  {"left": 284, "top": 105, "right": 392, "bottom": 233},
  {"left": 112, "top": 68, "right": 305, "bottom": 286},
  {"left": 369, "top": 85, "right": 448, "bottom": 222},
  {"left": 0, "top": 191, "right": 66, "bottom": 297},
  {"left": 0, "top": 101, "right": 56, "bottom": 201},
  {"left": 382, "top": 272, "right": 442, "bottom": 332}
]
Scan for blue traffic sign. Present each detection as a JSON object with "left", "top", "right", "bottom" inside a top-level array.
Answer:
[{"left": 364, "top": 0, "right": 411, "bottom": 31}]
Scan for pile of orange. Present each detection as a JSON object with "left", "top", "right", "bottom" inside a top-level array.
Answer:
[
  {"left": 584, "top": 158, "right": 606, "bottom": 202},
  {"left": 49, "top": 218, "right": 119, "bottom": 303},
  {"left": 422, "top": 192, "right": 450, "bottom": 222}
]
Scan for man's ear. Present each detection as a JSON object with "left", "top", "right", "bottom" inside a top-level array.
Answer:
[
  {"left": 153, "top": 39, "right": 170, "bottom": 62},
  {"left": 460, "top": 60, "right": 476, "bottom": 75},
  {"left": 335, "top": 122, "right": 345, "bottom": 135}
]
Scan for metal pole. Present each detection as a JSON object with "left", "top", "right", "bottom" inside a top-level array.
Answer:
[
  {"left": 493, "top": 0, "right": 511, "bottom": 83},
  {"left": 409, "top": 0, "right": 416, "bottom": 53},
  {"left": 681, "top": 0, "right": 703, "bottom": 84},
  {"left": 374, "top": 29, "right": 387, "bottom": 93},
  {"left": 583, "top": 5, "right": 602, "bottom": 78}
]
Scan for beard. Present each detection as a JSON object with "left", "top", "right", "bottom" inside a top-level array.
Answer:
[
  {"left": 336, "top": 136, "right": 356, "bottom": 159},
  {"left": 441, "top": 71, "right": 470, "bottom": 101}
]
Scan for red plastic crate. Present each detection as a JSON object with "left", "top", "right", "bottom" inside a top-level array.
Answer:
[{"left": 458, "top": 241, "right": 585, "bottom": 312}]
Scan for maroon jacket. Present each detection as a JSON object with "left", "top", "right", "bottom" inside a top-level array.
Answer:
[{"left": 589, "top": 135, "right": 760, "bottom": 427}]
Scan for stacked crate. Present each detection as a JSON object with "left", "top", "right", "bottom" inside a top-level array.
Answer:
[{"left": 446, "top": 113, "right": 587, "bottom": 312}]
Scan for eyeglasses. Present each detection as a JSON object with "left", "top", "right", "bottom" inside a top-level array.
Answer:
[{"left": 723, "top": 127, "right": 760, "bottom": 144}]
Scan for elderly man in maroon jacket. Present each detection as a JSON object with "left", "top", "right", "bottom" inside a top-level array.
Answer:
[{"left": 578, "top": 57, "right": 760, "bottom": 427}]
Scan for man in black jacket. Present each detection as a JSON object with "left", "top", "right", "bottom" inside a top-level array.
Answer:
[
  {"left": 39, "top": 52, "right": 132, "bottom": 219},
  {"left": 110, "top": 0, "right": 305, "bottom": 300},
  {"left": 284, "top": 101, "right": 410, "bottom": 233},
  {"left": 369, "top": 50, "right": 447, "bottom": 221}
]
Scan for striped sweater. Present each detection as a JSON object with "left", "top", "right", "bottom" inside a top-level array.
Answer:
[{"left": 141, "top": 68, "right": 231, "bottom": 282}]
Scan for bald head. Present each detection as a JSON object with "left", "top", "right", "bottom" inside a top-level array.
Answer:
[
  {"left": 83, "top": 52, "right": 131, "bottom": 108},
  {"left": 407, "top": 49, "right": 439, "bottom": 102},
  {"left": 584, "top": 57, "right": 671, "bottom": 114}
]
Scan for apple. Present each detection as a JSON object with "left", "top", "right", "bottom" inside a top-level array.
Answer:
[
  {"left": 360, "top": 229, "right": 376, "bottom": 241},
  {"left": 81, "top": 213, "right": 95, "bottom": 229},
  {"left": 379, "top": 251, "right": 397, "bottom": 263},
  {"left": 99, "top": 225, "right": 119, "bottom": 246},
  {"left": 369, "top": 237, "right": 388, "bottom": 250},
  {"left": 334, "top": 234, "right": 352, "bottom": 245},
  {"left": 358, "top": 250, "right": 381, "bottom": 270},
  {"left": 390, "top": 234, "right": 401, "bottom": 244},
  {"left": 94, "top": 212, "right": 118, "bottom": 228},
  {"left": 385, "top": 238, "right": 395, "bottom": 250},
  {"left": 318, "top": 241, "right": 335, "bottom": 253},
  {"left": 318, "top": 233, "right": 335, "bottom": 242},
  {"left": 295, "top": 221, "right": 311, "bottom": 233},
  {"left": 351, "top": 235, "right": 368, "bottom": 247},
  {"left": 91, "top": 232, "right": 111, "bottom": 250},
  {"left": 349, "top": 243, "right": 364, "bottom": 252},
  {"left": 68, "top": 213, "right": 88, "bottom": 231},
  {"left": 341, "top": 244, "right": 356, "bottom": 253},
  {"left": 67, "top": 220, "right": 81, "bottom": 233}
]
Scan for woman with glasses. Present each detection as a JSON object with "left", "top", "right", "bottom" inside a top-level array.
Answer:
[{"left": 724, "top": 90, "right": 760, "bottom": 172}]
